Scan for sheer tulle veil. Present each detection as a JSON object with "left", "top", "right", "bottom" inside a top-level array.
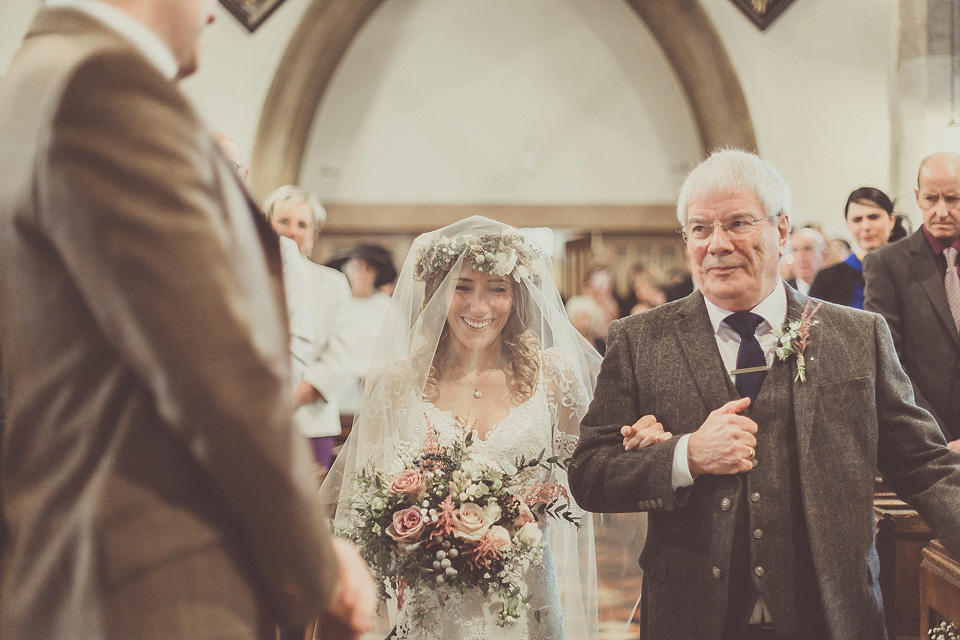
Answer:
[{"left": 320, "top": 215, "right": 603, "bottom": 638}]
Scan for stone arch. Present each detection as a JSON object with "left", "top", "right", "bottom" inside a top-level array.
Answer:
[{"left": 250, "top": 0, "right": 757, "bottom": 196}]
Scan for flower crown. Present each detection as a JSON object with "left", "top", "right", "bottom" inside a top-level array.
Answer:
[{"left": 413, "top": 233, "right": 546, "bottom": 284}]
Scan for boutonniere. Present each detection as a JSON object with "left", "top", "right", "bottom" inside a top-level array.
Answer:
[{"left": 774, "top": 300, "right": 823, "bottom": 383}]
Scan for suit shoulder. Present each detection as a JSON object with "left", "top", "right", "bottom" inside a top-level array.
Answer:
[
  {"left": 813, "top": 298, "right": 882, "bottom": 329},
  {"left": 867, "top": 237, "right": 912, "bottom": 264},
  {"left": 613, "top": 297, "right": 684, "bottom": 331}
]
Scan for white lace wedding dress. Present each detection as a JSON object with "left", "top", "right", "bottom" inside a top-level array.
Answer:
[{"left": 388, "top": 353, "right": 583, "bottom": 640}]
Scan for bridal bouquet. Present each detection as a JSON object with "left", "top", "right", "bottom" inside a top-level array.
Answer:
[{"left": 338, "top": 421, "right": 580, "bottom": 629}]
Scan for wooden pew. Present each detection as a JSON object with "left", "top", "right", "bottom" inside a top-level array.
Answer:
[{"left": 920, "top": 540, "right": 960, "bottom": 638}]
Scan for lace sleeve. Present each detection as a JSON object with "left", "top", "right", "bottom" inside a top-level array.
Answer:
[{"left": 541, "top": 348, "right": 591, "bottom": 458}]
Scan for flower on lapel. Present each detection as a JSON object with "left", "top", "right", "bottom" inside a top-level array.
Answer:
[{"left": 774, "top": 300, "right": 823, "bottom": 383}]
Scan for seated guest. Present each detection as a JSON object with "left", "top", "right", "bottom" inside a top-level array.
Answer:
[
  {"left": 264, "top": 186, "right": 352, "bottom": 471},
  {"left": 622, "top": 262, "right": 667, "bottom": 315},
  {"left": 568, "top": 266, "right": 622, "bottom": 339},
  {"left": 327, "top": 244, "right": 397, "bottom": 415},
  {"left": 809, "top": 187, "right": 896, "bottom": 308},
  {"left": 786, "top": 227, "right": 826, "bottom": 295},
  {"left": 566, "top": 294, "right": 607, "bottom": 353}
]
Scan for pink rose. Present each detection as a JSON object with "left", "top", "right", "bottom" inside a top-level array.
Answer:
[
  {"left": 452, "top": 503, "right": 493, "bottom": 541},
  {"left": 513, "top": 500, "right": 535, "bottom": 528},
  {"left": 389, "top": 470, "right": 425, "bottom": 497},
  {"left": 487, "top": 525, "right": 512, "bottom": 549},
  {"left": 386, "top": 508, "right": 427, "bottom": 543}
]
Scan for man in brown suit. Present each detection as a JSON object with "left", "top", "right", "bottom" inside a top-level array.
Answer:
[
  {"left": 570, "top": 149, "right": 960, "bottom": 639},
  {"left": 0, "top": 1, "right": 374, "bottom": 638}
]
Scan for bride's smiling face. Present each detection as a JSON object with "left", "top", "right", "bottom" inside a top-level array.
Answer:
[{"left": 446, "top": 266, "right": 514, "bottom": 352}]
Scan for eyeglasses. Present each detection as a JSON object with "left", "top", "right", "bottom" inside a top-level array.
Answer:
[{"left": 680, "top": 214, "right": 780, "bottom": 243}]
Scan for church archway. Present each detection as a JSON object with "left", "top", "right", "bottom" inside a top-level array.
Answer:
[{"left": 250, "top": 0, "right": 757, "bottom": 196}]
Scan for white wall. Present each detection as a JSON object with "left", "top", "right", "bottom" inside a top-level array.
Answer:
[
  {"left": 299, "top": 0, "right": 701, "bottom": 205},
  {"left": 699, "top": 0, "right": 900, "bottom": 239},
  {"left": 0, "top": 0, "right": 906, "bottom": 243}
]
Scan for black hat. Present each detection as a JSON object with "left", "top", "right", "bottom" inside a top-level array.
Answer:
[{"left": 326, "top": 243, "right": 397, "bottom": 288}]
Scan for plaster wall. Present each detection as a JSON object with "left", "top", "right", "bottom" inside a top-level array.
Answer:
[{"left": 0, "top": 0, "right": 905, "bottom": 242}]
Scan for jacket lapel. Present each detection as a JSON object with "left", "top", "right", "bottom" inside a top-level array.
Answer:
[
  {"left": 675, "top": 292, "right": 736, "bottom": 411},
  {"left": 786, "top": 287, "right": 819, "bottom": 454},
  {"left": 905, "top": 230, "right": 960, "bottom": 347}
]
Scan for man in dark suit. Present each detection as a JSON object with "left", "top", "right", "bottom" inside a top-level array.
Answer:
[
  {"left": 864, "top": 152, "right": 960, "bottom": 450},
  {"left": 0, "top": 1, "right": 373, "bottom": 638},
  {"left": 569, "top": 149, "right": 960, "bottom": 640}
]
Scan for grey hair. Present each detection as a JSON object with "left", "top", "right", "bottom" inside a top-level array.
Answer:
[
  {"left": 676, "top": 149, "right": 791, "bottom": 226},
  {"left": 791, "top": 227, "right": 826, "bottom": 252},
  {"left": 261, "top": 185, "right": 327, "bottom": 228}
]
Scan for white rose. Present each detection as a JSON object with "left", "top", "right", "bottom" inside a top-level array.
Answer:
[
  {"left": 485, "top": 501, "right": 502, "bottom": 522},
  {"left": 516, "top": 522, "right": 542, "bottom": 547}
]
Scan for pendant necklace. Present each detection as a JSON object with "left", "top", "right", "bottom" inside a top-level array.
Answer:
[{"left": 457, "top": 365, "right": 496, "bottom": 399}]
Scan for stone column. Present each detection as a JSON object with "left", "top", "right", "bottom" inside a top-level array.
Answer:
[{"left": 894, "top": 0, "right": 958, "bottom": 220}]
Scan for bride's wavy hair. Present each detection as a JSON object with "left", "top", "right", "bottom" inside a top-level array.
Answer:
[{"left": 418, "top": 256, "right": 541, "bottom": 403}]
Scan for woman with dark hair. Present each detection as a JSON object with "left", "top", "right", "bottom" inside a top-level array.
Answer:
[
  {"left": 809, "top": 187, "right": 896, "bottom": 308},
  {"left": 321, "top": 216, "right": 603, "bottom": 639}
]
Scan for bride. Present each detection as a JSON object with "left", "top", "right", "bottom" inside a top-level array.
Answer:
[{"left": 321, "top": 216, "right": 602, "bottom": 640}]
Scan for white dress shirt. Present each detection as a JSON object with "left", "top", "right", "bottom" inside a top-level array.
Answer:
[
  {"left": 671, "top": 281, "right": 788, "bottom": 488},
  {"left": 45, "top": 0, "right": 178, "bottom": 79}
]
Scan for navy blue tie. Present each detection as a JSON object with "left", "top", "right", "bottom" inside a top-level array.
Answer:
[{"left": 724, "top": 311, "right": 767, "bottom": 403}]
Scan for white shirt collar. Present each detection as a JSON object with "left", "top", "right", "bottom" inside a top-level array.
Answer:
[
  {"left": 45, "top": 0, "right": 179, "bottom": 80},
  {"left": 703, "top": 279, "right": 788, "bottom": 336}
]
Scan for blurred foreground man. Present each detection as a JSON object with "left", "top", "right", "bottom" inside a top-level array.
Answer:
[
  {"left": 865, "top": 152, "right": 960, "bottom": 450},
  {"left": 0, "top": 0, "right": 374, "bottom": 638}
]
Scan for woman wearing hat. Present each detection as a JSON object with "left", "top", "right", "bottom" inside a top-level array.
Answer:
[{"left": 328, "top": 244, "right": 398, "bottom": 416}]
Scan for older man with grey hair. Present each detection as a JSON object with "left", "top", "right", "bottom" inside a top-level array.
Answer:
[
  {"left": 570, "top": 148, "right": 960, "bottom": 640},
  {"left": 786, "top": 227, "right": 825, "bottom": 295},
  {"left": 263, "top": 185, "right": 352, "bottom": 471}
]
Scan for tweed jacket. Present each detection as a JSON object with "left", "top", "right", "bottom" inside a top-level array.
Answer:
[
  {"left": 864, "top": 229, "right": 960, "bottom": 441},
  {"left": 0, "top": 8, "right": 338, "bottom": 639},
  {"left": 569, "top": 286, "right": 960, "bottom": 640}
]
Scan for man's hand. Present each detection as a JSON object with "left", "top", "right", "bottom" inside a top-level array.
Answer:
[
  {"left": 687, "top": 397, "right": 757, "bottom": 476},
  {"left": 948, "top": 438, "right": 960, "bottom": 452},
  {"left": 317, "top": 538, "right": 376, "bottom": 639},
  {"left": 621, "top": 415, "right": 672, "bottom": 451}
]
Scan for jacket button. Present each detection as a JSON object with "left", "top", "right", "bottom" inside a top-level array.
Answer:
[
  {"left": 753, "top": 528, "right": 763, "bottom": 539},
  {"left": 720, "top": 498, "right": 732, "bottom": 511},
  {"left": 750, "top": 492, "right": 761, "bottom": 502},
  {"left": 712, "top": 566, "right": 722, "bottom": 579},
  {"left": 657, "top": 498, "right": 664, "bottom": 508},
  {"left": 754, "top": 566, "right": 765, "bottom": 577}
]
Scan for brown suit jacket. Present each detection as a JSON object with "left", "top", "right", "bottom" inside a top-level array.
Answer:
[
  {"left": 0, "top": 8, "right": 338, "bottom": 639},
  {"left": 864, "top": 229, "right": 960, "bottom": 441},
  {"left": 569, "top": 287, "right": 960, "bottom": 640}
]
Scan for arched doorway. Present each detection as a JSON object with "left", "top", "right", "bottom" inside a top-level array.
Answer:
[{"left": 250, "top": 0, "right": 757, "bottom": 196}]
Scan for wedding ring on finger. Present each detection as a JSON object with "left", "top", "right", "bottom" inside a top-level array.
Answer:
[{"left": 746, "top": 446, "right": 755, "bottom": 460}]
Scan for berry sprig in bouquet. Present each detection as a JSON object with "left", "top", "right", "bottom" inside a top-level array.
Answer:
[{"left": 338, "top": 420, "right": 580, "bottom": 630}]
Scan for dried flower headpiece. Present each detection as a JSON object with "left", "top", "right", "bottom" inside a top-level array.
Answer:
[{"left": 413, "top": 233, "right": 546, "bottom": 284}]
